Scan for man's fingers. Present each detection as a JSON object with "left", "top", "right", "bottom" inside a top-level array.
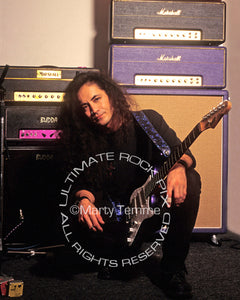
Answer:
[
  {"left": 90, "top": 210, "right": 104, "bottom": 231},
  {"left": 91, "top": 215, "right": 104, "bottom": 232},
  {"left": 81, "top": 213, "right": 94, "bottom": 230},
  {"left": 175, "top": 197, "right": 185, "bottom": 205},
  {"left": 78, "top": 207, "right": 104, "bottom": 232},
  {"left": 167, "top": 183, "right": 173, "bottom": 208},
  {"left": 95, "top": 210, "right": 105, "bottom": 225},
  {"left": 174, "top": 185, "right": 187, "bottom": 200},
  {"left": 167, "top": 195, "right": 172, "bottom": 208}
]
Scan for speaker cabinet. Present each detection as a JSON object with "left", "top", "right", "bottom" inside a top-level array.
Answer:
[
  {"left": 127, "top": 89, "right": 229, "bottom": 233},
  {"left": 3, "top": 146, "right": 64, "bottom": 244}
]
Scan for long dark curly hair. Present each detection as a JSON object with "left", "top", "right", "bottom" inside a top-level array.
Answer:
[{"left": 57, "top": 71, "right": 136, "bottom": 185}]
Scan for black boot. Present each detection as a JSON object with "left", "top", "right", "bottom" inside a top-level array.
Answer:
[{"left": 152, "top": 268, "right": 193, "bottom": 299}]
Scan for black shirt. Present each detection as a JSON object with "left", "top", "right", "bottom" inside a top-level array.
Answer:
[{"left": 73, "top": 109, "right": 195, "bottom": 220}]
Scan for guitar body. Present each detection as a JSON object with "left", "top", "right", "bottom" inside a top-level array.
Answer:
[
  {"left": 127, "top": 176, "right": 154, "bottom": 245},
  {"left": 127, "top": 175, "right": 169, "bottom": 246}
]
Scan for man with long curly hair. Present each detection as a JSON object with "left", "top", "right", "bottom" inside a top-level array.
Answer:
[{"left": 57, "top": 71, "right": 201, "bottom": 299}]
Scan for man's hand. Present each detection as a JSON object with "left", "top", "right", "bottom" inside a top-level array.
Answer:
[
  {"left": 77, "top": 198, "right": 105, "bottom": 232},
  {"left": 166, "top": 163, "right": 187, "bottom": 208}
]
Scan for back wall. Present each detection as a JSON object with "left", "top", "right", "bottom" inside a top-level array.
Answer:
[{"left": 1, "top": 0, "right": 239, "bottom": 235}]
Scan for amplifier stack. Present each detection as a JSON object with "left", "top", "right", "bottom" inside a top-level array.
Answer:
[
  {"left": 0, "top": 66, "right": 98, "bottom": 244},
  {"left": 109, "top": 0, "right": 229, "bottom": 234}
]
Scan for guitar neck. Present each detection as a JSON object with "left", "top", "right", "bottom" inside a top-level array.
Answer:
[{"left": 145, "top": 122, "right": 202, "bottom": 197}]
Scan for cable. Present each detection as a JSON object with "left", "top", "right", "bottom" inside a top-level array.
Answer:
[
  {"left": 220, "top": 237, "right": 240, "bottom": 250},
  {"left": 3, "top": 209, "right": 24, "bottom": 242}
]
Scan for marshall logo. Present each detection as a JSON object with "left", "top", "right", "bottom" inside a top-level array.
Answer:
[
  {"left": 157, "top": 55, "right": 182, "bottom": 62},
  {"left": 157, "top": 8, "right": 182, "bottom": 16},
  {"left": 40, "top": 116, "right": 58, "bottom": 123},
  {"left": 37, "top": 70, "right": 62, "bottom": 79}
]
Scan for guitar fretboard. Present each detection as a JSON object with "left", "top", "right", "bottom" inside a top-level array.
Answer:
[{"left": 144, "top": 123, "right": 202, "bottom": 198}]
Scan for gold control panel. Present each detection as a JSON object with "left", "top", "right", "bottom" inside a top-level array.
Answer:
[
  {"left": 135, "top": 75, "right": 202, "bottom": 87},
  {"left": 134, "top": 29, "right": 201, "bottom": 41},
  {"left": 14, "top": 92, "right": 64, "bottom": 102}
]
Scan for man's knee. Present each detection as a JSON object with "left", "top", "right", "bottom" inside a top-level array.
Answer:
[{"left": 186, "top": 168, "right": 201, "bottom": 197}]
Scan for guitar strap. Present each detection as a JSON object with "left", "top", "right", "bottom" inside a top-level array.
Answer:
[
  {"left": 106, "top": 111, "right": 171, "bottom": 222},
  {"left": 132, "top": 110, "right": 171, "bottom": 157}
]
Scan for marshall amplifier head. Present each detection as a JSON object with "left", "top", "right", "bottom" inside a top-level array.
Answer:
[
  {"left": 110, "top": 0, "right": 226, "bottom": 45},
  {"left": 109, "top": 44, "right": 226, "bottom": 89},
  {"left": 0, "top": 66, "right": 99, "bottom": 102}
]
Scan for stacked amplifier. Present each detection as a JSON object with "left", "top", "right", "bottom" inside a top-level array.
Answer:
[
  {"left": 109, "top": 0, "right": 228, "bottom": 234},
  {"left": 0, "top": 66, "right": 98, "bottom": 244}
]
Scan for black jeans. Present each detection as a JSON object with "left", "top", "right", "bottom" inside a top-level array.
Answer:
[{"left": 161, "top": 168, "right": 201, "bottom": 272}]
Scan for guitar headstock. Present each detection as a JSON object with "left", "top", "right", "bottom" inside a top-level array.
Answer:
[{"left": 199, "top": 100, "right": 232, "bottom": 132}]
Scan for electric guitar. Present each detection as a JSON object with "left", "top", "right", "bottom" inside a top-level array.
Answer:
[{"left": 126, "top": 100, "right": 232, "bottom": 246}]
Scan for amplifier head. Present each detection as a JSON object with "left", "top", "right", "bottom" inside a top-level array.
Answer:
[
  {"left": 0, "top": 66, "right": 99, "bottom": 102},
  {"left": 111, "top": 0, "right": 226, "bottom": 45},
  {"left": 110, "top": 44, "right": 226, "bottom": 89},
  {"left": 4, "top": 104, "right": 61, "bottom": 145}
]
